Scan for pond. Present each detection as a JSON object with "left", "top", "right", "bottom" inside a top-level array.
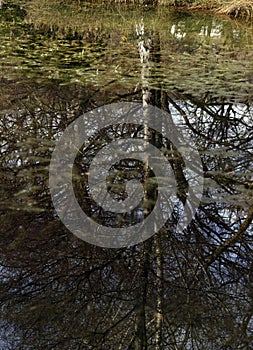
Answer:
[{"left": 0, "top": 1, "right": 253, "bottom": 349}]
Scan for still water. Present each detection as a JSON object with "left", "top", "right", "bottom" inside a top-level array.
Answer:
[{"left": 0, "top": 2, "right": 253, "bottom": 349}]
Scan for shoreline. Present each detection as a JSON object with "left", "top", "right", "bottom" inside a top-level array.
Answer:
[
  {"left": 3, "top": 0, "right": 253, "bottom": 23},
  {"left": 99, "top": 1, "right": 253, "bottom": 20},
  {"left": 173, "top": 1, "right": 253, "bottom": 20}
]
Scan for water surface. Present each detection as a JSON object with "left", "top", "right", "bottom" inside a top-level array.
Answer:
[{"left": 0, "top": 2, "right": 253, "bottom": 349}]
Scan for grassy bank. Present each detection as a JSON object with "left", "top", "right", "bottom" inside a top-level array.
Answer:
[
  {"left": 168, "top": 0, "right": 253, "bottom": 20},
  {"left": 112, "top": 0, "right": 253, "bottom": 20},
  {"left": 155, "top": 1, "right": 253, "bottom": 20},
  {"left": 217, "top": 0, "right": 253, "bottom": 19},
  {"left": 3, "top": 0, "right": 253, "bottom": 20}
]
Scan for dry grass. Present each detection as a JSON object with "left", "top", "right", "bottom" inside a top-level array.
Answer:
[
  {"left": 12, "top": 0, "right": 253, "bottom": 21},
  {"left": 218, "top": 0, "right": 253, "bottom": 19}
]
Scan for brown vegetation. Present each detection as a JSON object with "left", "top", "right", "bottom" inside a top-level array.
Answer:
[
  {"left": 8, "top": 0, "right": 253, "bottom": 21},
  {"left": 218, "top": 0, "right": 253, "bottom": 19}
]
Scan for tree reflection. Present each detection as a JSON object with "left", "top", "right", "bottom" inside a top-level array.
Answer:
[{"left": 1, "top": 76, "right": 252, "bottom": 350}]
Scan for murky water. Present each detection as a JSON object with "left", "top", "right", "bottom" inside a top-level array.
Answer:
[{"left": 0, "top": 2, "right": 253, "bottom": 349}]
